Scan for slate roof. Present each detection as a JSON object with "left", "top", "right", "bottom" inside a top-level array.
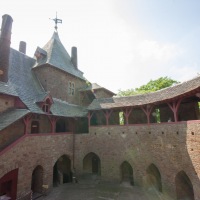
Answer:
[
  {"left": 88, "top": 75, "right": 200, "bottom": 110},
  {"left": 8, "top": 48, "right": 47, "bottom": 114},
  {"left": 33, "top": 31, "right": 85, "bottom": 80},
  {"left": 51, "top": 98, "right": 88, "bottom": 117},
  {"left": 0, "top": 81, "right": 18, "bottom": 96},
  {"left": 79, "top": 83, "right": 116, "bottom": 95},
  {"left": 0, "top": 109, "right": 30, "bottom": 131}
]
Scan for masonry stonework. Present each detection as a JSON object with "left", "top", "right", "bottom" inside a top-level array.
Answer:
[{"left": 74, "top": 122, "right": 200, "bottom": 199}]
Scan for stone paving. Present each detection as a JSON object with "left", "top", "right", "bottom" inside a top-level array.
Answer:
[{"left": 38, "top": 181, "right": 174, "bottom": 200}]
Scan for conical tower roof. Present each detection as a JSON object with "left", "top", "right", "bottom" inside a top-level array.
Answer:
[{"left": 33, "top": 32, "right": 85, "bottom": 80}]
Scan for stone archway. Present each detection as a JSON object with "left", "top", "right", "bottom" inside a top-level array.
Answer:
[
  {"left": 146, "top": 163, "right": 162, "bottom": 192},
  {"left": 175, "top": 171, "right": 194, "bottom": 200},
  {"left": 31, "top": 165, "right": 43, "bottom": 194},
  {"left": 120, "top": 161, "right": 134, "bottom": 185},
  {"left": 83, "top": 152, "right": 101, "bottom": 175},
  {"left": 53, "top": 155, "right": 72, "bottom": 187}
]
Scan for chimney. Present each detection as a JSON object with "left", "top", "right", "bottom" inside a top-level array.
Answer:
[
  {"left": 19, "top": 41, "right": 26, "bottom": 54},
  {"left": 71, "top": 46, "right": 78, "bottom": 69},
  {"left": 0, "top": 14, "right": 13, "bottom": 83}
]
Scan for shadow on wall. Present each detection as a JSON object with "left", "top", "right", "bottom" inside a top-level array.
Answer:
[{"left": 53, "top": 154, "right": 72, "bottom": 187}]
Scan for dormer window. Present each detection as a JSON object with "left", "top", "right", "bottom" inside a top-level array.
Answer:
[
  {"left": 34, "top": 47, "right": 47, "bottom": 61},
  {"left": 68, "top": 81, "right": 75, "bottom": 96},
  {"left": 39, "top": 97, "right": 53, "bottom": 114},
  {"left": 42, "top": 103, "right": 49, "bottom": 113}
]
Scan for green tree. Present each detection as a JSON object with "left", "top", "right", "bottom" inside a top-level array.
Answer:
[{"left": 117, "top": 76, "right": 179, "bottom": 96}]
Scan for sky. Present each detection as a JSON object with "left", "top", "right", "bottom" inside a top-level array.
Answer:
[{"left": 1, "top": 0, "right": 200, "bottom": 93}]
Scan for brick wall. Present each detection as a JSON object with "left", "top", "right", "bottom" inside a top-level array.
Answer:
[
  {"left": 0, "top": 134, "right": 74, "bottom": 198},
  {"left": 74, "top": 122, "right": 200, "bottom": 200},
  {"left": 33, "top": 65, "right": 88, "bottom": 105},
  {"left": 1, "top": 121, "right": 200, "bottom": 199}
]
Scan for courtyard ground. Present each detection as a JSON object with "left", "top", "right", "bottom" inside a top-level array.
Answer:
[{"left": 37, "top": 180, "right": 174, "bottom": 200}]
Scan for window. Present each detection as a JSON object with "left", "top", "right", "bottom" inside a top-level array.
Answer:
[
  {"left": 68, "top": 81, "right": 75, "bottom": 96},
  {"left": 31, "top": 121, "right": 39, "bottom": 134},
  {"left": 41, "top": 98, "right": 51, "bottom": 113},
  {"left": 42, "top": 104, "right": 49, "bottom": 113}
]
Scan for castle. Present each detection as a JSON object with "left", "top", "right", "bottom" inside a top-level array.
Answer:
[{"left": 0, "top": 14, "right": 200, "bottom": 200}]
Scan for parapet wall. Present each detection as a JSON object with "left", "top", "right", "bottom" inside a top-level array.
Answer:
[{"left": 74, "top": 121, "right": 200, "bottom": 199}]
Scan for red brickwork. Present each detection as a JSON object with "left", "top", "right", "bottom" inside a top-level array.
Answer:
[
  {"left": 74, "top": 122, "right": 200, "bottom": 200},
  {"left": 0, "top": 134, "right": 74, "bottom": 198},
  {"left": 33, "top": 64, "right": 87, "bottom": 105}
]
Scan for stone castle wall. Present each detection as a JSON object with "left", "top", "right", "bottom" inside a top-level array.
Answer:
[
  {"left": 74, "top": 122, "right": 200, "bottom": 199},
  {"left": 0, "top": 121, "right": 200, "bottom": 199}
]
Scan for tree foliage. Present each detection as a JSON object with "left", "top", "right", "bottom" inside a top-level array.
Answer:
[{"left": 117, "top": 76, "right": 179, "bottom": 97}]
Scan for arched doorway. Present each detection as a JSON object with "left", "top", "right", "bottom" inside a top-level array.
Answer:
[
  {"left": 53, "top": 155, "right": 72, "bottom": 187},
  {"left": 83, "top": 152, "right": 101, "bottom": 175},
  {"left": 56, "top": 119, "right": 66, "bottom": 133},
  {"left": 175, "top": 171, "right": 194, "bottom": 200},
  {"left": 120, "top": 161, "right": 134, "bottom": 185},
  {"left": 146, "top": 163, "right": 162, "bottom": 192},
  {"left": 31, "top": 165, "right": 43, "bottom": 194}
]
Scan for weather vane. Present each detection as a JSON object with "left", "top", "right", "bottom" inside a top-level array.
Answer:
[{"left": 50, "top": 12, "right": 62, "bottom": 31}]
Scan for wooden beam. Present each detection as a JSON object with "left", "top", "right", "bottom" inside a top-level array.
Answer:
[
  {"left": 141, "top": 105, "right": 154, "bottom": 124},
  {"left": 167, "top": 98, "right": 182, "bottom": 122}
]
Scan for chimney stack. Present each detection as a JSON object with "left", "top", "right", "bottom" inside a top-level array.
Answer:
[
  {"left": 71, "top": 46, "right": 78, "bottom": 69},
  {"left": 19, "top": 41, "right": 26, "bottom": 54},
  {"left": 0, "top": 14, "right": 13, "bottom": 82}
]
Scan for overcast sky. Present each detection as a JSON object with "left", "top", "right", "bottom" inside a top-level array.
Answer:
[{"left": 1, "top": 0, "right": 200, "bottom": 93}]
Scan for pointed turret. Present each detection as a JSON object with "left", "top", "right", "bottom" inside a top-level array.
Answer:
[{"left": 33, "top": 32, "right": 84, "bottom": 80}]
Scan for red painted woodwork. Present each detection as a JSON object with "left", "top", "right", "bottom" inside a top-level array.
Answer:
[
  {"left": 103, "top": 110, "right": 113, "bottom": 125},
  {"left": 123, "top": 107, "right": 133, "bottom": 125},
  {"left": 141, "top": 105, "right": 154, "bottom": 124},
  {"left": 167, "top": 99, "right": 182, "bottom": 122},
  {"left": 0, "top": 169, "right": 18, "bottom": 200},
  {"left": 88, "top": 112, "right": 94, "bottom": 127},
  {"left": 48, "top": 116, "right": 57, "bottom": 133},
  {"left": 23, "top": 114, "right": 32, "bottom": 134}
]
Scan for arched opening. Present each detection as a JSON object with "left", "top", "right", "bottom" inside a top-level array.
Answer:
[
  {"left": 83, "top": 152, "right": 101, "bottom": 175},
  {"left": 146, "top": 164, "right": 162, "bottom": 192},
  {"left": 0, "top": 169, "right": 18, "bottom": 200},
  {"left": 56, "top": 119, "right": 66, "bottom": 133},
  {"left": 120, "top": 161, "right": 134, "bottom": 185},
  {"left": 53, "top": 155, "right": 72, "bottom": 187},
  {"left": 175, "top": 171, "right": 194, "bottom": 200},
  {"left": 31, "top": 165, "right": 43, "bottom": 194},
  {"left": 31, "top": 121, "right": 39, "bottom": 134}
]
